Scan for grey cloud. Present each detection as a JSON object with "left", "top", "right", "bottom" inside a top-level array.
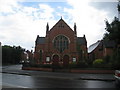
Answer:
[{"left": 89, "top": 2, "right": 118, "bottom": 18}]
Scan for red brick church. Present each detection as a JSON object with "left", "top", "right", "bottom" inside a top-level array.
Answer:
[{"left": 34, "top": 18, "right": 87, "bottom": 67}]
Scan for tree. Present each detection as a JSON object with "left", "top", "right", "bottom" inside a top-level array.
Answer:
[
  {"left": 2, "top": 45, "right": 24, "bottom": 64},
  {"left": 103, "top": 2, "right": 120, "bottom": 69},
  {"left": 118, "top": 3, "right": 120, "bottom": 12},
  {"left": 104, "top": 17, "right": 120, "bottom": 69},
  {"left": 118, "top": 1, "right": 120, "bottom": 19},
  {"left": 104, "top": 1, "right": 120, "bottom": 44},
  {"left": 104, "top": 17, "right": 120, "bottom": 44}
]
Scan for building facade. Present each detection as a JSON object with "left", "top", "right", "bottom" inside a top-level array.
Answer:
[
  {"left": 88, "top": 40, "right": 116, "bottom": 62},
  {"left": 21, "top": 50, "right": 34, "bottom": 63},
  {"left": 34, "top": 18, "right": 87, "bottom": 67}
]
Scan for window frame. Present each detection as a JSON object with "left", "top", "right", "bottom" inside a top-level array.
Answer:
[{"left": 53, "top": 35, "right": 70, "bottom": 53}]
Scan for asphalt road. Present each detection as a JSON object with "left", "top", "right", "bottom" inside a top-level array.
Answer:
[
  {"left": 1, "top": 65, "right": 118, "bottom": 89},
  {"left": 2, "top": 73, "right": 115, "bottom": 88}
]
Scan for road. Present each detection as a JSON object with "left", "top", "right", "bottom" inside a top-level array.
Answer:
[
  {"left": 2, "top": 73, "right": 115, "bottom": 88},
  {"left": 1, "top": 65, "right": 117, "bottom": 88}
]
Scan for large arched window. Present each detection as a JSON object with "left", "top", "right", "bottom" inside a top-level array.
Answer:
[{"left": 53, "top": 35, "right": 69, "bottom": 53}]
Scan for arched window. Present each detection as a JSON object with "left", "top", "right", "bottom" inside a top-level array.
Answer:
[{"left": 53, "top": 35, "right": 69, "bottom": 53}]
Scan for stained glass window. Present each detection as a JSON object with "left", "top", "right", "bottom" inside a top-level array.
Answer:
[{"left": 53, "top": 35, "right": 69, "bottom": 53}]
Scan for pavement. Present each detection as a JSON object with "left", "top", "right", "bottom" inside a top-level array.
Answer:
[{"left": 1, "top": 65, "right": 115, "bottom": 81}]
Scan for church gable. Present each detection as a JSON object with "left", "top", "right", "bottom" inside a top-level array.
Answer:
[{"left": 49, "top": 18, "right": 74, "bottom": 33}]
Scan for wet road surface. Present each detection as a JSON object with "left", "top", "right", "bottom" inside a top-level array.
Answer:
[
  {"left": 2, "top": 73, "right": 116, "bottom": 88},
  {"left": 1, "top": 65, "right": 117, "bottom": 88},
  {"left": 2, "top": 65, "right": 115, "bottom": 81}
]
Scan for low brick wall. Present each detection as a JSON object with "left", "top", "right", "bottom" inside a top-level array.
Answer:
[
  {"left": 22, "top": 67, "right": 115, "bottom": 74},
  {"left": 71, "top": 69, "right": 115, "bottom": 74},
  {"left": 22, "top": 67, "right": 52, "bottom": 72}
]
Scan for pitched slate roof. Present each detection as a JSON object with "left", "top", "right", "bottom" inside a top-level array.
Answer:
[
  {"left": 36, "top": 36, "right": 45, "bottom": 45},
  {"left": 88, "top": 41, "right": 100, "bottom": 53},
  {"left": 88, "top": 40, "right": 116, "bottom": 53},
  {"left": 36, "top": 36, "right": 86, "bottom": 45},
  {"left": 77, "top": 37, "right": 86, "bottom": 45}
]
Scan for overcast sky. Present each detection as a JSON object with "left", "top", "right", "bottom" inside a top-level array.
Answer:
[{"left": 0, "top": 0, "right": 118, "bottom": 51}]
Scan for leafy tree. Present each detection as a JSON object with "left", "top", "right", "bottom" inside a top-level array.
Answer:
[
  {"left": 2, "top": 45, "right": 24, "bottom": 64},
  {"left": 118, "top": 1, "right": 120, "bottom": 13},
  {"left": 104, "top": 17, "right": 120, "bottom": 44},
  {"left": 103, "top": 17, "right": 120, "bottom": 69},
  {"left": 103, "top": 2, "right": 120, "bottom": 69},
  {"left": 104, "top": 1, "right": 120, "bottom": 44}
]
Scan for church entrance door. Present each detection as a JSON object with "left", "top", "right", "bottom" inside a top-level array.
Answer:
[
  {"left": 63, "top": 55, "right": 69, "bottom": 67},
  {"left": 52, "top": 55, "right": 59, "bottom": 67}
]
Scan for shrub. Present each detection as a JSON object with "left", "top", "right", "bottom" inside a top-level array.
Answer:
[
  {"left": 93, "top": 59, "right": 104, "bottom": 68},
  {"left": 103, "top": 55, "right": 110, "bottom": 64},
  {"left": 69, "top": 62, "right": 77, "bottom": 68},
  {"left": 77, "top": 60, "right": 88, "bottom": 68},
  {"left": 41, "top": 64, "right": 52, "bottom": 68}
]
